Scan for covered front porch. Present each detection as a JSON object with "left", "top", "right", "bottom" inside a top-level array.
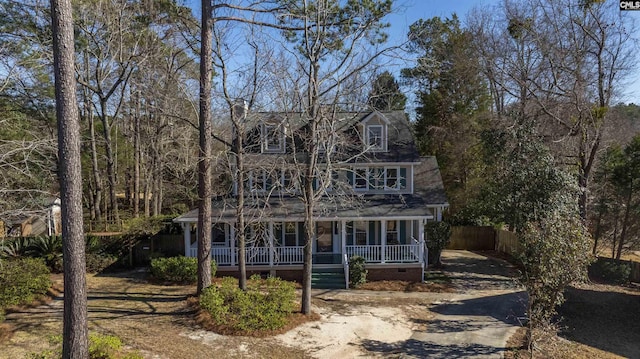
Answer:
[{"left": 180, "top": 218, "right": 429, "bottom": 267}]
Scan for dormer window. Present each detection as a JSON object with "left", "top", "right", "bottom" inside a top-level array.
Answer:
[
  {"left": 366, "top": 124, "right": 386, "bottom": 151},
  {"left": 262, "top": 123, "right": 285, "bottom": 153}
]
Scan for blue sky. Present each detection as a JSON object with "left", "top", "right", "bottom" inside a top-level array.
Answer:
[{"left": 184, "top": 0, "right": 640, "bottom": 104}]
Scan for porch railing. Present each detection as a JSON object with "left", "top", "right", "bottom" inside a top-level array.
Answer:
[
  {"left": 189, "top": 246, "right": 304, "bottom": 265},
  {"left": 274, "top": 246, "right": 304, "bottom": 264},
  {"left": 245, "top": 246, "right": 270, "bottom": 265},
  {"left": 213, "top": 247, "right": 233, "bottom": 265},
  {"left": 346, "top": 244, "right": 420, "bottom": 263},
  {"left": 189, "top": 244, "right": 420, "bottom": 265}
]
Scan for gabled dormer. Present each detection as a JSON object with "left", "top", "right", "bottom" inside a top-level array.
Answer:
[
  {"left": 261, "top": 117, "right": 286, "bottom": 153},
  {"left": 361, "top": 112, "right": 390, "bottom": 152}
]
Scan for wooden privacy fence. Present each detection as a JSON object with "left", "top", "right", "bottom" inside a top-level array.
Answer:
[
  {"left": 632, "top": 262, "right": 640, "bottom": 282},
  {"left": 447, "top": 226, "right": 495, "bottom": 250},
  {"left": 495, "top": 229, "right": 521, "bottom": 257},
  {"left": 446, "top": 226, "right": 520, "bottom": 255}
]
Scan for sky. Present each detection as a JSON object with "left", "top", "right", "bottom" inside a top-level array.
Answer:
[{"left": 185, "top": 0, "right": 640, "bottom": 104}]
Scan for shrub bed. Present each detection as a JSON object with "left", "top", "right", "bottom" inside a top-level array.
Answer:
[
  {"left": 150, "top": 256, "right": 216, "bottom": 284},
  {"left": 0, "top": 258, "right": 51, "bottom": 322},
  {"left": 199, "top": 275, "right": 296, "bottom": 332},
  {"left": 27, "top": 333, "right": 143, "bottom": 359},
  {"left": 86, "top": 253, "right": 118, "bottom": 273},
  {"left": 348, "top": 255, "right": 367, "bottom": 288},
  {"left": 589, "top": 258, "right": 631, "bottom": 284}
]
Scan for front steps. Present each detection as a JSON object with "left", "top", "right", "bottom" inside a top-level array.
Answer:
[{"left": 311, "top": 267, "right": 347, "bottom": 289}]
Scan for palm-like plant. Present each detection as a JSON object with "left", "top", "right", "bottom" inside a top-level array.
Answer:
[
  {"left": 29, "top": 236, "right": 63, "bottom": 271},
  {"left": 0, "top": 237, "right": 33, "bottom": 259}
]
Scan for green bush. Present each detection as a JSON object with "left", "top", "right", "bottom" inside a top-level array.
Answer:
[
  {"left": 0, "top": 257, "right": 51, "bottom": 317},
  {"left": 590, "top": 258, "right": 631, "bottom": 284},
  {"left": 0, "top": 237, "right": 33, "bottom": 259},
  {"left": 150, "top": 256, "right": 217, "bottom": 283},
  {"left": 27, "top": 333, "right": 142, "bottom": 359},
  {"left": 426, "top": 221, "right": 452, "bottom": 267},
  {"left": 85, "top": 253, "right": 118, "bottom": 274},
  {"left": 200, "top": 275, "right": 296, "bottom": 331},
  {"left": 29, "top": 236, "right": 63, "bottom": 272},
  {"left": 348, "top": 255, "right": 367, "bottom": 288}
]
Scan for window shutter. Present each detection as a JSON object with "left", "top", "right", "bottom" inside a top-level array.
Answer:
[
  {"left": 400, "top": 168, "right": 407, "bottom": 189},
  {"left": 368, "top": 221, "right": 376, "bottom": 245},
  {"left": 399, "top": 220, "right": 407, "bottom": 244},
  {"left": 347, "top": 170, "right": 354, "bottom": 186},
  {"left": 298, "top": 222, "right": 305, "bottom": 246}
]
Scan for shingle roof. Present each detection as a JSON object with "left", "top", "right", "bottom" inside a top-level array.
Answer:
[
  {"left": 413, "top": 156, "right": 448, "bottom": 205},
  {"left": 174, "top": 192, "right": 436, "bottom": 223}
]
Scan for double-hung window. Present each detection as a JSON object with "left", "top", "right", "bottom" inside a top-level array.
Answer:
[
  {"left": 367, "top": 125, "right": 384, "bottom": 150},
  {"left": 386, "top": 221, "right": 399, "bottom": 245},
  {"left": 354, "top": 221, "right": 367, "bottom": 245},
  {"left": 385, "top": 167, "right": 399, "bottom": 190},
  {"left": 354, "top": 168, "right": 368, "bottom": 190},
  {"left": 263, "top": 124, "right": 284, "bottom": 152},
  {"left": 284, "top": 222, "right": 298, "bottom": 246}
]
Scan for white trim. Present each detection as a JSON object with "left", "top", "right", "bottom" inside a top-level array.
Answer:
[
  {"left": 360, "top": 111, "right": 391, "bottom": 125},
  {"left": 183, "top": 223, "right": 191, "bottom": 257},
  {"left": 365, "top": 124, "right": 386, "bottom": 151},
  {"left": 230, "top": 224, "right": 236, "bottom": 266},
  {"left": 268, "top": 222, "right": 274, "bottom": 266},
  {"left": 380, "top": 220, "right": 386, "bottom": 264},
  {"left": 174, "top": 215, "right": 434, "bottom": 224},
  {"left": 261, "top": 123, "right": 285, "bottom": 153}
]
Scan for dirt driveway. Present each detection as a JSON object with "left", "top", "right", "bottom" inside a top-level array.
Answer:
[{"left": 1, "top": 251, "right": 524, "bottom": 358}]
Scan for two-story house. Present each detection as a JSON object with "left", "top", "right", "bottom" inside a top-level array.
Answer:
[{"left": 173, "top": 110, "right": 448, "bottom": 287}]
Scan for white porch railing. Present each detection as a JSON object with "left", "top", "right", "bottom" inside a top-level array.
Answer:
[
  {"left": 386, "top": 244, "right": 421, "bottom": 262},
  {"left": 274, "top": 246, "right": 304, "bottom": 264},
  {"left": 346, "top": 245, "right": 381, "bottom": 262},
  {"left": 245, "top": 246, "right": 270, "bottom": 265},
  {"left": 213, "top": 247, "right": 233, "bottom": 265},
  {"left": 190, "top": 244, "right": 420, "bottom": 265},
  {"left": 346, "top": 244, "right": 420, "bottom": 263},
  {"left": 189, "top": 246, "right": 304, "bottom": 265}
]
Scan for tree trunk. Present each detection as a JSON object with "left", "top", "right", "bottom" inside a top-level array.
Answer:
[
  {"left": 86, "top": 89, "right": 102, "bottom": 222},
  {"left": 99, "top": 99, "right": 119, "bottom": 223},
  {"left": 133, "top": 93, "right": 140, "bottom": 218},
  {"left": 144, "top": 169, "right": 151, "bottom": 217},
  {"left": 196, "top": 0, "right": 213, "bottom": 295},
  {"left": 51, "top": 0, "right": 88, "bottom": 356},
  {"left": 235, "top": 124, "right": 247, "bottom": 291},
  {"left": 301, "top": 202, "right": 314, "bottom": 315},
  {"left": 616, "top": 187, "right": 633, "bottom": 260}
]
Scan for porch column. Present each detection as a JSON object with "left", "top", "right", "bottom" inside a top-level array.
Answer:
[
  {"left": 183, "top": 223, "right": 191, "bottom": 257},
  {"left": 419, "top": 219, "right": 425, "bottom": 264},
  {"left": 341, "top": 220, "right": 347, "bottom": 263},
  {"left": 230, "top": 224, "right": 236, "bottom": 266},
  {"left": 268, "top": 222, "right": 274, "bottom": 266},
  {"left": 380, "top": 220, "right": 386, "bottom": 264}
]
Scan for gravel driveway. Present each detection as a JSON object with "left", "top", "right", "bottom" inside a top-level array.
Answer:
[{"left": 400, "top": 250, "right": 526, "bottom": 359}]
